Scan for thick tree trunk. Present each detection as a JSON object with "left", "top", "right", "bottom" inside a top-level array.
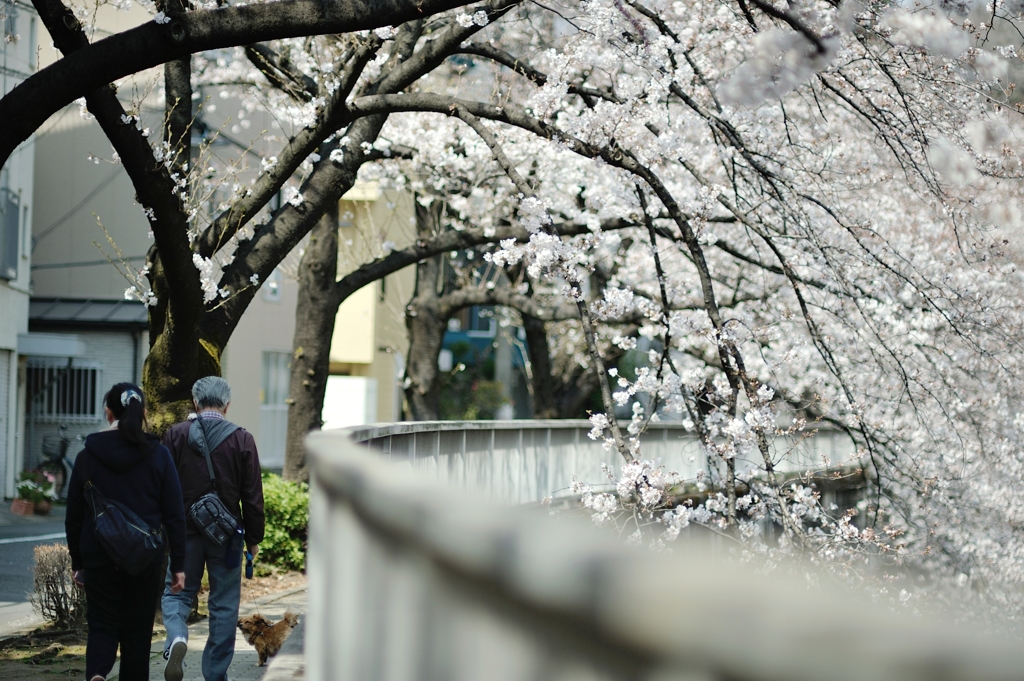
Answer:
[
  {"left": 403, "top": 254, "right": 447, "bottom": 421},
  {"left": 522, "top": 312, "right": 636, "bottom": 420},
  {"left": 282, "top": 205, "right": 340, "bottom": 482},
  {"left": 522, "top": 313, "right": 558, "bottom": 418},
  {"left": 144, "top": 36, "right": 202, "bottom": 436},
  {"left": 403, "top": 201, "right": 449, "bottom": 421},
  {"left": 522, "top": 318, "right": 600, "bottom": 419}
]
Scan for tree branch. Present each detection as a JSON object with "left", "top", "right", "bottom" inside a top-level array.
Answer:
[
  {"left": 437, "top": 286, "right": 578, "bottom": 320},
  {"left": 0, "top": 0, "right": 488, "bottom": 169},
  {"left": 197, "top": 39, "right": 380, "bottom": 258},
  {"left": 334, "top": 217, "right": 634, "bottom": 301},
  {"left": 244, "top": 43, "right": 319, "bottom": 102},
  {"left": 31, "top": 0, "right": 202, "bottom": 323}
]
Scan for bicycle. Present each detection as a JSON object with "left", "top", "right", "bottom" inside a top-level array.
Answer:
[{"left": 40, "top": 423, "right": 80, "bottom": 500}]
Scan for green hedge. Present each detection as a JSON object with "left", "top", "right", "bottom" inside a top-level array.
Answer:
[{"left": 257, "top": 472, "right": 309, "bottom": 574}]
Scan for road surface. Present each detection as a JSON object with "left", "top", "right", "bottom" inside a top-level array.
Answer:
[{"left": 0, "top": 509, "right": 67, "bottom": 637}]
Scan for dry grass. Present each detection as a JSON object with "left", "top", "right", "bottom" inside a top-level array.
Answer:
[{"left": 29, "top": 545, "right": 86, "bottom": 628}]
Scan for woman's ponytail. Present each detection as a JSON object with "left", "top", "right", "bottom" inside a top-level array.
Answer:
[{"left": 103, "top": 382, "right": 151, "bottom": 450}]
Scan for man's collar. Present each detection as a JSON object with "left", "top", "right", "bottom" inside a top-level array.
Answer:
[{"left": 198, "top": 410, "right": 226, "bottom": 421}]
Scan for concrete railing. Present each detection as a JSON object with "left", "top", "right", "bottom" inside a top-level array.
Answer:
[
  {"left": 345, "top": 420, "right": 856, "bottom": 504},
  {"left": 305, "top": 427, "right": 1024, "bottom": 681}
]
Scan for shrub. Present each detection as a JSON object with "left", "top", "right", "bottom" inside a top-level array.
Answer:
[
  {"left": 258, "top": 473, "right": 309, "bottom": 574},
  {"left": 30, "top": 544, "right": 86, "bottom": 628}
]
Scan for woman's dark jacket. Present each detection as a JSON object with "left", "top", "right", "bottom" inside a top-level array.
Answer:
[{"left": 64, "top": 429, "right": 187, "bottom": 573}]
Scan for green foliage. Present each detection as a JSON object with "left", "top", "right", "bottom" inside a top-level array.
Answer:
[
  {"left": 257, "top": 473, "right": 309, "bottom": 575},
  {"left": 441, "top": 374, "right": 509, "bottom": 420},
  {"left": 440, "top": 340, "right": 509, "bottom": 419},
  {"left": 17, "top": 470, "right": 58, "bottom": 503},
  {"left": 463, "top": 380, "right": 507, "bottom": 419}
]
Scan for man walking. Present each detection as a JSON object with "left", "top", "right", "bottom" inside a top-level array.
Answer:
[{"left": 161, "top": 376, "right": 265, "bottom": 681}]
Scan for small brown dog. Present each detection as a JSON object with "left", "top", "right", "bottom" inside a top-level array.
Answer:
[{"left": 237, "top": 611, "right": 300, "bottom": 666}]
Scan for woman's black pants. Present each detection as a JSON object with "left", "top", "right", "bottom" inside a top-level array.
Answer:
[{"left": 84, "top": 560, "right": 163, "bottom": 680}]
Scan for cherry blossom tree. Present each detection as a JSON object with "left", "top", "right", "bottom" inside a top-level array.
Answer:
[
  {"left": 20, "top": 0, "right": 1024, "bottom": 608},
  {"left": 191, "top": 0, "right": 1024, "bottom": 604},
  {"left": 338, "top": 0, "right": 1024, "bottom": 603}
]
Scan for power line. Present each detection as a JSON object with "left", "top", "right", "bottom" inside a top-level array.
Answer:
[
  {"left": 32, "top": 166, "right": 121, "bottom": 251},
  {"left": 31, "top": 254, "right": 147, "bottom": 270}
]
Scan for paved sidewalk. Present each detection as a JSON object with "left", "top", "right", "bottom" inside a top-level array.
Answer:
[
  {"left": 105, "top": 584, "right": 307, "bottom": 681},
  {"left": 0, "top": 500, "right": 66, "bottom": 528}
]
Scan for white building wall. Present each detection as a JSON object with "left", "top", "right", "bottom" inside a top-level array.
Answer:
[
  {"left": 22, "top": 330, "right": 141, "bottom": 472},
  {"left": 322, "top": 376, "right": 378, "bottom": 433},
  {"left": 0, "top": 350, "right": 10, "bottom": 498},
  {"left": 1, "top": 1, "right": 37, "bottom": 499}
]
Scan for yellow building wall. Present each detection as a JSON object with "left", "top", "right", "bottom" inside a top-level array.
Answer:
[
  {"left": 330, "top": 284, "right": 375, "bottom": 365},
  {"left": 329, "top": 188, "right": 416, "bottom": 422}
]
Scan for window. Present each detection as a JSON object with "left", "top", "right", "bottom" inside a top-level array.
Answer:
[
  {"left": 467, "top": 306, "right": 496, "bottom": 337},
  {"left": 4, "top": 7, "right": 17, "bottom": 42},
  {"left": 261, "top": 351, "right": 290, "bottom": 406},
  {"left": 28, "top": 17, "right": 36, "bottom": 70},
  {"left": 26, "top": 361, "right": 102, "bottom": 422},
  {"left": 259, "top": 351, "right": 290, "bottom": 468},
  {"left": 21, "top": 204, "right": 29, "bottom": 258},
  {"left": 0, "top": 188, "right": 18, "bottom": 280},
  {"left": 263, "top": 268, "right": 282, "bottom": 302}
]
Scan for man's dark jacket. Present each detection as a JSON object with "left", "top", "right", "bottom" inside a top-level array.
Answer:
[
  {"left": 65, "top": 430, "right": 188, "bottom": 572},
  {"left": 162, "top": 417, "right": 265, "bottom": 546}
]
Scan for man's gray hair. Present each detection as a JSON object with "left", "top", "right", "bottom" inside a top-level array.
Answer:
[{"left": 192, "top": 376, "right": 232, "bottom": 409}]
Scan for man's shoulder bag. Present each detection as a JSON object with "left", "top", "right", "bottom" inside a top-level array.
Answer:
[
  {"left": 187, "top": 417, "right": 241, "bottom": 546},
  {"left": 84, "top": 480, "right": 165, "bottom": 575}
]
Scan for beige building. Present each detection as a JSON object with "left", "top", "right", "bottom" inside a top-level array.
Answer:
[
  {"left": 227, "top": 186, "right": 415, "bottom": 468},
  {"left": 322, "top": 188, "right": 415, "bottom": 434}
]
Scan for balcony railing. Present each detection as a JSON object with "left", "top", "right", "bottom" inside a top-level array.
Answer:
[{"left": 295, "top": 421, "right": 1024, "bottom": 681}]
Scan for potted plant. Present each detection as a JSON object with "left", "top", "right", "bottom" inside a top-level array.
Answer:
[
  {"left": 14, "top": 471, "right": 58, "bottom": 516},
  {"left": 11, "top": 476, "right": 36, "bottom": 516}
]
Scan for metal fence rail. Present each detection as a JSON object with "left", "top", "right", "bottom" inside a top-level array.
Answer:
[
  {"left": 346, "top": 420, "right": 856, "bottom": 504},
  {"left": 307, "top": 428, "right": 1024, "bottom": 681}
]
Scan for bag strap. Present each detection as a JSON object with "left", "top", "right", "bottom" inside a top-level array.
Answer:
[
  {"left": 82, "top": 452, "right": 101, "bottom": 513},
  {"left": 195, "top": 418, "right": 219, "bottom": 490},
  {"left": 83, "top": 479, "right": 108, "bottom": 516},
  {"left": 191, "top": 416, "right": 241, "bottom": 493},
  {"left": 83, "top": 480, "right": 95, "bottom": 511}
]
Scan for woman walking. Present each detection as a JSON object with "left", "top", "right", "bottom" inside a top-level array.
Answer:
[{"left": 65, "top": 383, "right": 188, "bottom": 681}]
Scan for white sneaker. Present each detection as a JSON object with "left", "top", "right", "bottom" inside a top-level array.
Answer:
[{"left": 163, "top": 637, "right": 187, "bottom": 681}]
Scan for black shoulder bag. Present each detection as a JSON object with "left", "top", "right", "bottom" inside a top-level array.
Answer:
[
  {"left": 187, "top": 419, "right": 241, "bottom": 546},
  {"left": 84, "top": 480, "right": 165, "bottom": 575}
]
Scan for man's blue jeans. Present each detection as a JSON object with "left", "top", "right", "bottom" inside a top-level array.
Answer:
[{"left": 162, "top": 534, "right": 242, "bottom": 681}]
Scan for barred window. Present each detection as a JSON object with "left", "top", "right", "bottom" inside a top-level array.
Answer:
[{"left": 26, "top": 361, "right": 101, "bottom": 422}]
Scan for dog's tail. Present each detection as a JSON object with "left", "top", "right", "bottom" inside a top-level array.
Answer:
[{"left": 282, "top": 610, "right": 300, "bottom": 627}]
